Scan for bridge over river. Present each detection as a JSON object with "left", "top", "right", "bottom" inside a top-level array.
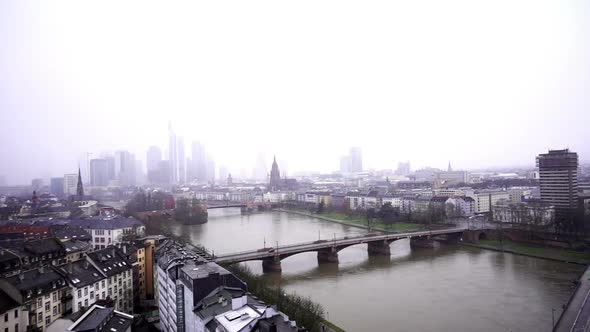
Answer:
[{"left": 213, "top": 227, "right": 470, "bottom": 272}]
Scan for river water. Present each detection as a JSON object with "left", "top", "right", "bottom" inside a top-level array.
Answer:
[{"left": 165, "top": 209, "right": 583, "bottom": 332}]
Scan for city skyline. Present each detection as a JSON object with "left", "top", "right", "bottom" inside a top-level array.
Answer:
[{"left": 1, "top": 1, "right": 589, "bottom": 184}]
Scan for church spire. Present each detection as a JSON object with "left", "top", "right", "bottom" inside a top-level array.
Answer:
[
  {"left": 447, "top": 161, "right": 452, "bottom": 172},
  {"left": 76, "top": 166, "right": 84, "bottom": 197}
]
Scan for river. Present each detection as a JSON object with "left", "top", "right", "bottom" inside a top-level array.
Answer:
[{"left": 163, "top": 209, "right": 583, "bottom": 332}]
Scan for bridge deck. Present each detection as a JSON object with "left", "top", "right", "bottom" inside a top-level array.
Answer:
[{"left": 213, "top": 227, "right": 467, "bottom": 264}]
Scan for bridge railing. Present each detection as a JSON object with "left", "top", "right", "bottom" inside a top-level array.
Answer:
[{"left": 214, "top": 228, "right": 467, "bottom": 258}]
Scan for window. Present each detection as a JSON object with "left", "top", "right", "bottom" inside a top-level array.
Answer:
[
  {"left": 52, "top": 292, "right": 57, "bottom": 301},
  {"left": 53, "top": 306, "right": 57, "bottom": 316},
  {"left": 77, "top": 289, "right": 81, "bottom": 298},
  {"left": 15, "top": 324, "right": 18, "bottom": 332},
  {"left": 84, "top": 299, "right": 88, "bottom": 307},
  {"left": 14, "top": 310, "right": 18, "bottom": 319},
  {"left": 95, "top": 283, "right": 99, "bottom": 290},
  {"left": 5, "top": 327, "right": 8, "bottom": 332},
  {"left": 4, "top": 313, "right": 7, "bottom": 322},
  {"left": 101, "top": 280, "right": 105, "bottom": 288},
  {"left": 78, "top": 302, "right": 81, "bottom": 309},
  {"left": 90, "top": 291, "right": 94, "bottom": 299},
  {"left": 45, "top": 316, "right": 50, "bottom": 325},
  {"left": 37, "top": 312, "right": 42, "bottom": 323},
  {"left": 84, "top": 287, "right": 88, "bottom": 296},
  {"left": 45, "top": 302, "right": 49, "bottom": 311},
  {"left": 102, "top": 291, "right": 105, "bottom": 299}
]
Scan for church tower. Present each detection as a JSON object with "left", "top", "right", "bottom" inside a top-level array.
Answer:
[
  {"left": 269, "top": 156, "right": 281, "bottom": 191},
  {"left": 76, "top": 166, "right": 85, "bottom": 197}
]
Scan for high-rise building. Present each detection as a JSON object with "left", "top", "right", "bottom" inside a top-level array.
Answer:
[
  {"left": 50, "top": 177, "right": 64, "bottom": 197},
  {"left": 218, "top": 166, "right": 228, "bottom": 184},
  {"left": 146, "top": 146, "right": 162, "bottom": 172},
  {"left": 190, "top": 141, "right": 207, "bottom": 182},
  {"left": 395, "top": 162, "right": 411, "bottom": 176},
  {"left": 105, "top": 156, "right": 116, "bottom": 182},
  {"left": 114, "top": 150, "right": 137, "bottom": 186},
  {"left": 537, "top": 149, "right": 579, "bottom": 211},
  {"left": 349, "top": 147, "right": 363, "bottom": 172},
  {"left": 64, "top": 173, "right": 78, "bottom": 196},
  {"left": 168, "top": 122, "right": 178, "bottom": 183},
  {"left": 340, "top": 156, "right": 351, "bottom": 174},
  {"left": 177, "top": 136, "right": 186, "bottom": 183},
  {"left": 90, "top": 158, "right": 109, "bottom": 186},
  {"left": 31, "top": 178, "right": 43, "bottom": 191},
  {"left": 206, "top": 157, "right": 215, "bottom": 183}
]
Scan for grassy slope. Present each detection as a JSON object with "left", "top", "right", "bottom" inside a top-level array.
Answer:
[{"left": 477, "top": 239, "right": 590, "bottom": 264}]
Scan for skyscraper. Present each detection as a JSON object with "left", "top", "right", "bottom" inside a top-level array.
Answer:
[
  {"left": 146, "top": 146, "right": 162, "bottom": 172},
  {"left": 90, "top": 159, "right": 109, "bottom": 186},
  {"left": 190, "top": 141, "right": 207, "bottom": 182},
  {"left": 168, "top": 122, "right": 178, "bottom": 183},
  {"left": 114, "top": 150, "right": 137, "bottom": 186},
  {"left": 50, "top": 177, "right": 64, "bottom": 197},
  {"left": 349, "top": 147, "right": 363, "bottom": 172},
  {"left": 63, "top": 173, "right": 78, "bottom": 196},
  {"left": 395, "top": 162, "right": 411, "bottom": 176},
  {"left": 537, "top": 149, "right": 579, "bottom": 211},
  {"left": 177, "top": 136, "right": 186, "bottom": 184},
  {"left": 340, "top": 156, "right": 351, "bottom": 174}
]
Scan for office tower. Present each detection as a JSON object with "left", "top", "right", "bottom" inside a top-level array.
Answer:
[
  {"left": 168, "top": 122, "right": 178, "bottom": 183},
  {"left": 340, "top": 156, "right": 351, "bottom": 173},
  {"left": 31, "top": 178, "right": 43, "bottom": 191},
  {"left": 64, "top": 173, "right": 78, "bottom": 196},
  {"left": 190, "top": 141, "right": 207, "bottom": 182},
  {"left": 50, "top": 177, "right": 64, "bottom": 197},
  {"left": 537, "top": 149, "right": 579, "bottom": 211},
  {"left": 177, "top": 136, "right": 186, "bottom": 184},
  {"left": 90, "top": 158, "right": 109, "bottom": 186},
  {"left": 350, "top": 147, "right": 363, "bottom": 172},
  {"left": 114, "top": 150, "right": 137, "bottom": 186},
  {"left": 395, "top": 162, "right": 411, "bottom": 176},
  {"left": 146, "top": 146, "right": 162, "bottom": 172}
]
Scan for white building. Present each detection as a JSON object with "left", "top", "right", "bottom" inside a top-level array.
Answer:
[
  {"left": 70, "top": 216, "right": 145, "bottom": 250},
  {"left": 467, "top": 190, "right": 511, "bottom": 214},
  {"left": 445, "top": 197, "right": 475, "bottom": 217},
  {"left": 86, "top": 247, "right": 134, "bottom": 313},
  {"left": 492, "top": 199, "right": 555, "bottom": 225},
  {"left": 55, "top": 260, "right": 107, "bottom": 314},
  {"left": 63, "top": 174, "right": 78, "bottom": 196},
  {"left": 0, "top": 293, "right": 28, "bottom": 332}
]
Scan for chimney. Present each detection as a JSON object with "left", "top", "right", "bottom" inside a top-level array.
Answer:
[
  {"left": 122, "top": 245, "right": 127, "bottom": 254},
  {"left": 84, "top": 261, "right": 89, "bottom": 269}
]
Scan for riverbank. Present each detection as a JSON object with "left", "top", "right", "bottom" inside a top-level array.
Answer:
[
  {"left": 279, "top": 208, "right": 424, "bottom": 233},
  {"left": 461, "top": 240, "right": 590, "bottom": 265}
]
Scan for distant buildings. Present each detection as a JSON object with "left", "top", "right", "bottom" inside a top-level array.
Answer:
[
  {"left": 90, "top": 159, "right": 109, "bottom": 187},
  {"left": 395, "top": 162, "right": 411, "bottom": 176},
  {"left": 50, "top": 177, "right": 64, "bottom": 197},
  {"left": 146, "top": 146, "right": 162, "bottom": 173},
  {"left": 349, "top": 147, "right": 363, "bottom": 172},
  {"left": 168, "top": 123, "right": 178, "bottom": 184},
  {"left": 114, "top": 151, "right": 137, "bottom": 186},
  {"left": 177, "top": 136, "right": 186, "bottom": 184}
]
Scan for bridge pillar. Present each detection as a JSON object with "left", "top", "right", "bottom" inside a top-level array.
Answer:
[
  {"left": 262, "top": 256, "right": 282, "bottom": 273},
  {"left": 317, "top": 247, "right": 339, "bottom": 264},
  {"left": 367, "top": 240, "right": 391, "bottom": 256},
  {"left": 410, "top": 236, "right": 434, "bottom": 248}
]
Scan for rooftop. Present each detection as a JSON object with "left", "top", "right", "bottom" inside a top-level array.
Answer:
[
  {"left": 68, "top": 305, "right": 133, "bottom": 332},
  {"left": 69, "top": 216, "right": 144, "bottom": 230},
  {"left": 86, "top": 247, "right": 132, "bottom": 277}
]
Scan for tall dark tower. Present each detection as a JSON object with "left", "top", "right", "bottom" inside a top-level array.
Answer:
[
  {"left": 76, "top": 166, "right": 85, "bottom": 197},
  {"left": 269, "top": 156, "right": 281, "bottom": 191}
]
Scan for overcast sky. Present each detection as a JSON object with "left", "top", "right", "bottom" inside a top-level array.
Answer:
[{"left": 1, "top": 1, "right": 589, "bottom": 185}]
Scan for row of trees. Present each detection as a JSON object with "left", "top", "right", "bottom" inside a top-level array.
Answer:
[
  {"left": 174, "top": 198, "right": 208, "bottom": 224},
  {"left": 227, "top": 264, "right": 325, "bottom": 332}
]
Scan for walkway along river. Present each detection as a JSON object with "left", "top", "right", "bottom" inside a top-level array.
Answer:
[{"left": 160, "top": 209, "right": 583, "bottom": 332}]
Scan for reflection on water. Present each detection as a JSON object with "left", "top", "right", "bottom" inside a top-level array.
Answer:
[{"left": 167, "top": 209, "right": 582, "bottom": 332}]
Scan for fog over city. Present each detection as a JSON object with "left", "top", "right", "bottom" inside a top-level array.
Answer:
[{"left": 1, "top": 0, "right": 589, "bottom": 185}]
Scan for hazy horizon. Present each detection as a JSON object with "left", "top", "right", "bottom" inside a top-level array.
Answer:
[{"left": 1, "top": 1, "right": 589, "bottom": 185}]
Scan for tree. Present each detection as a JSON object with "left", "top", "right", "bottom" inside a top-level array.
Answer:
[
  {"left": 378, "top": 202, "right": 399, "bottom": 225},
  {"left": 366, "top": 208, "right": 376, "bottom": 230},
  {"left": 174, "top": 198, "right": 208, "bottom": 224},
  {"left": 316, "top": 199, "right": 325, "bottom": 214}
]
